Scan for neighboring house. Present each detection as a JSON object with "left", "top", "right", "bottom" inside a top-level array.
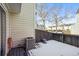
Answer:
[
  {"left": 0, "top": 3, "right": 35, "bottom": 56},
  {"left": 71, "top": 8, "right": 79, "bottom": 35},
  {"left": 46, "top": 24, "right": 73, "bottom": 34},
  {"left": 36, "top": 24, "right": 45, "bottom": 30}
]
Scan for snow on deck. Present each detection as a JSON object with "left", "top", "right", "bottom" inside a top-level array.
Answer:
[{"left": 29, "top": 40, "right": 79, "bottom": 56}]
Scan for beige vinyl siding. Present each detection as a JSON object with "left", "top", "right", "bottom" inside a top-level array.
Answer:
[
  {"left": 71, "top": 14, "right": 79, "bottom": 35},
  {"left": 9, "top": 3, "right": 35, "bottom": 47}
]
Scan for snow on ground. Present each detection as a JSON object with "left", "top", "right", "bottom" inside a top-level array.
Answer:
[{"left": 29, "top": 40, "right": 79, "bottom": 56}]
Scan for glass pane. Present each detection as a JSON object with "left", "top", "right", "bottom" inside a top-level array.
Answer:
[
  {"left": 1, "top": 8, "right": 6, "bottom": 56},
  {"left": 0, "top": 7, "right": 1, "bottom": 56}
]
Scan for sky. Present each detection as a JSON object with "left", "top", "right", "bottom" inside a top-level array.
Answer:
[
  {"left": 36, "top": 3, "right": 79, "bottom": 27},
  {"left": 46, "top": 3, "right": 79, "bottom": 16}
]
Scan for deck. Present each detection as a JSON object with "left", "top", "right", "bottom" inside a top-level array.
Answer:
[{"left": 7, "top": 47, "right": 28, "bottom": 56}]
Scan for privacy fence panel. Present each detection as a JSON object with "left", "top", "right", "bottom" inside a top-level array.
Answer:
[
  {"left": 35, "top": 29, "right": 53, "bottom": 42},
  {"left": 35, "top": 29, "right": 79, "bottom": 47},
  {"left": 53, "top": 33, "right": 63, "bottom": 42}
]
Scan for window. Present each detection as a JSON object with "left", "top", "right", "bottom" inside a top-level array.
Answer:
[{"left": 0, "top": 6, "right": 6, "bottom": 56}]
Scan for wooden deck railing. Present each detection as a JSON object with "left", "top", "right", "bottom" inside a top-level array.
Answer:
[
  {"left": 52, "top": 33, "right": 79, "bottom": 47},
  {"left": 35, "top": 29, "right": 79, "bottom": 47}
]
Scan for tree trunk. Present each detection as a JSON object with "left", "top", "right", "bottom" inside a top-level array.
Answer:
[
  {"left": 43, "top": 20, "right": 45, "bottom": 30},
  {"left": 55, "top": 19, "right": 58, "bottom": 33}
]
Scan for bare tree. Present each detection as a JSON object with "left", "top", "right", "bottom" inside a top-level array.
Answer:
[
  {"left": 49, "top": 6, "right": 63, "bottom": 33},
  {"left": 35, "top": 4, "right": 73, "bottom": 32},
  {"left": 49, "top": 7, "right": 73, "bottom": 33},
  {"left": 35, "top": 4, "right": 48, "bottom": 30}
]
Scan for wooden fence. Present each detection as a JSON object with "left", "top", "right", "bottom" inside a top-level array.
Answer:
[{"left": 35, "top": 29, "right": 79, "bottom": 47}]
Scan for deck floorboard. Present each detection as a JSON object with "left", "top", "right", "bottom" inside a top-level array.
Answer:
[{"left": 7, "top": 47, "right": 28, "bottom": 56}]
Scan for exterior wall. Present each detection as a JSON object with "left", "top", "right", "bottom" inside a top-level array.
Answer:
[
  {"left": 0, "top": 3, "right": 10, "bottom": 55},
  {"left": 71, "top": 14, "right": 79, "bottom": 35},
  {"left": 0, "top": 3, "right": 35, "bottom": 55},
  {"left": 9, "top": 3, "right": 35, "bottom": 47},
  {"left": 36, "top": 25, "right": 45, "bottom": 30}
]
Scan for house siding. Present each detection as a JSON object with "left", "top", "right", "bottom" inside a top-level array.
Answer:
[
  {"left": 9, "top": 3, "right": 35, "bottom": 47},
  {"left": 71, "top": 14, "right": 79, "bottom": 35},
  {"left": 0, "top": 3, "right": 35, "bottom": 55}
]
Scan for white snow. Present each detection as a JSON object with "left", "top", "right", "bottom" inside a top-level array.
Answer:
[{"left": 29, "top": 40, "right": 79, "bottom": 56}]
